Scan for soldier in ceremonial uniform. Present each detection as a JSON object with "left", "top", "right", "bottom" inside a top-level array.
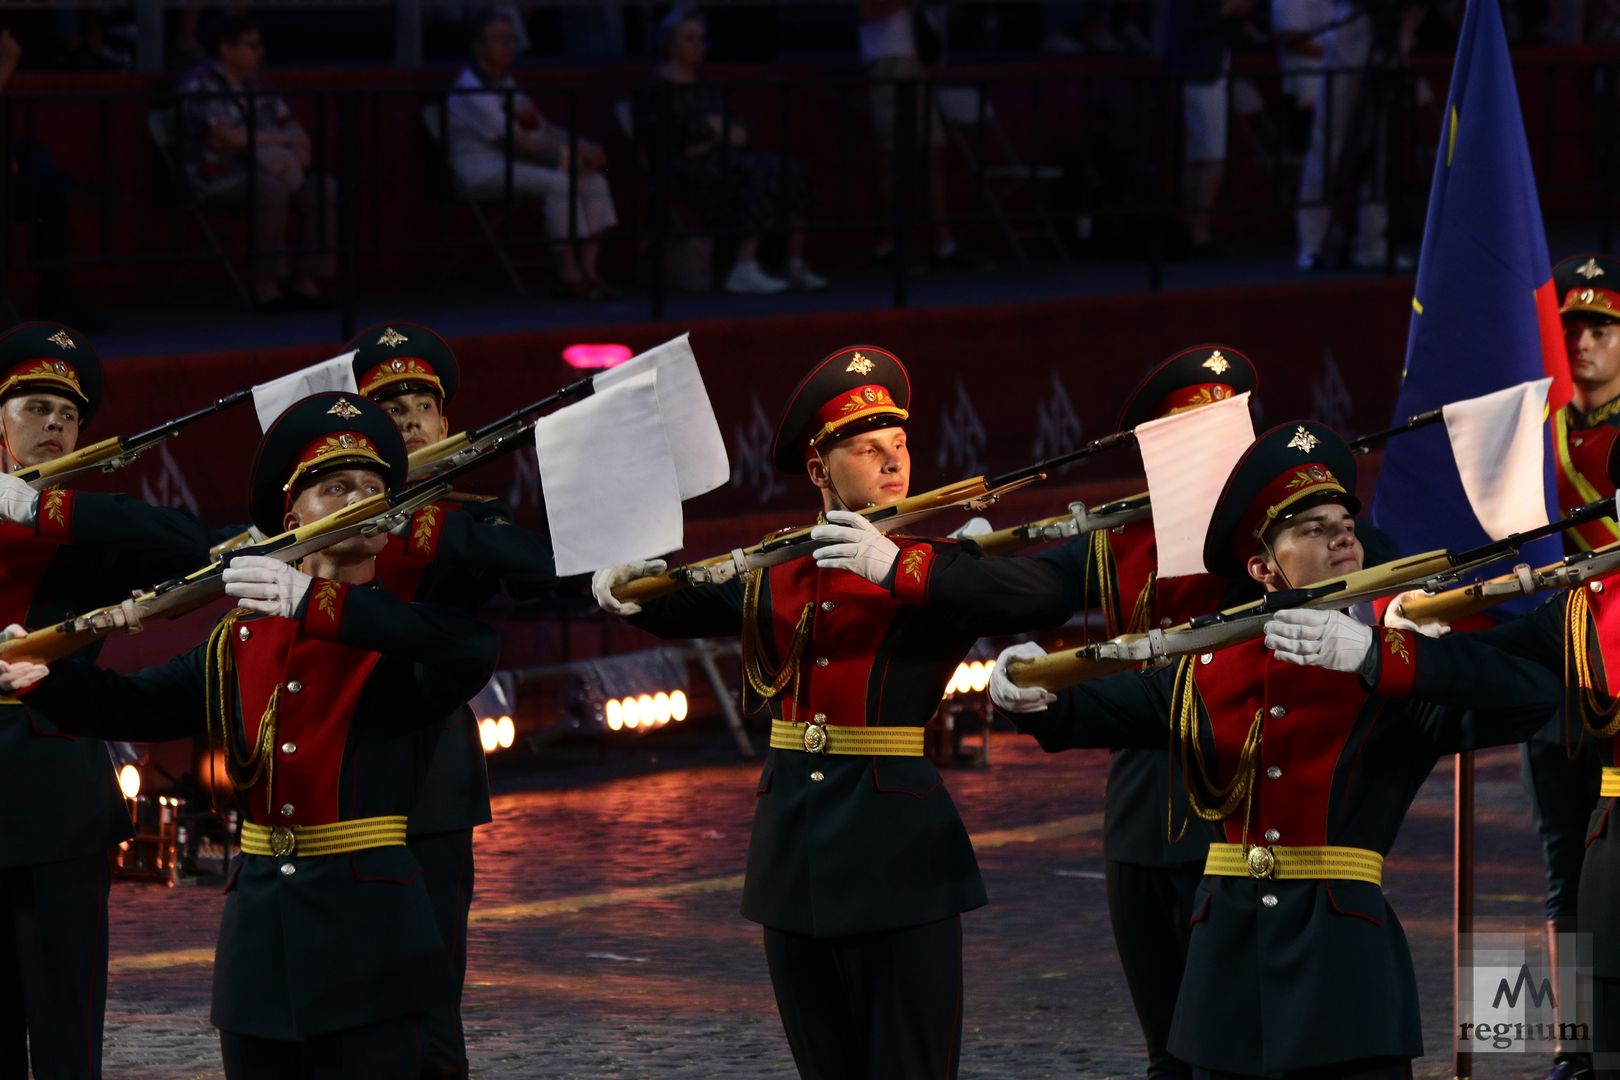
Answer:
[
  {"left": 1057, "top": 344, "right": 1255, "bottom": 1079},
  {"left": 992, "top": 421, "right": 1561, "bottom": 1079},
  {"left": 0, "top": 392, "right": 499, "bottom": 1079},
  {"left": 591, "top": 346, "right": 1072, "bottom": 1079},
  {"left": 352, "top": 321, "right": 556, "bottom": 1080},
  {"left": 1416, "top": 435, "right": 1620, "bottom": 1075},
  {"left": 0, "top": 322, "right": 212, "bottom": 1080}
]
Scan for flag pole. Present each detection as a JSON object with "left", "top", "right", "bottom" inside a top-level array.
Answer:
[{"left": 1453, "top": 749, "right": 1474, "bottom": 1080}]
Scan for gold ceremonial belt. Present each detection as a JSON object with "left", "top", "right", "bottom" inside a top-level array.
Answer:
[
  {"left": 1205, "top": 842, "right": 1384, "bottom": 887},
  {"left": 769, "top": 719, "right": 925, "bottom": 757},
  {"left": 241, "top": 815, "right": 408, "bottom": 858},
  {"left": 1603, "top": 767, "right": 1620, "bottom": 798}
]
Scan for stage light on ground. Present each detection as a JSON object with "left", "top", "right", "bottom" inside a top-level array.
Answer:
[
  {"left": 605, "top": 698, "right": 624, "bottom": 731},
  {"left": 653, "top": 692, "right": 672, "bottom": 725},
  {"left": 562, "top": 343, "right": 633, "bottom": 369},
  {"left": 605, "top": 690, "right": 690, "bottom": 733},
  {"left": 969, "top": 661, "right": 991, "bottom": 693},
  {"left": 479, "top": 718, "right": 499, "bottom": 753},
  {"left": 671, "top": 690, "right": 688, "bottom": 721},
  {"left": 496, "top": 715, "right": 515, "bottom": 750},
  {"left": 118, "top": 764, "right": 141, "bottom": 799}
]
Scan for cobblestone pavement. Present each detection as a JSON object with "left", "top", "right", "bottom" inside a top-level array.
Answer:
[{"left": 103, "top": 735, "right": 1553, "bottom": 1078}]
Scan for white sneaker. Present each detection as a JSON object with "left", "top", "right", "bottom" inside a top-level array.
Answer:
[
  {"left": 785, "top": 260, "right": 828, "bottom": 291},
  {"left": 723, "top": 261, "right": 789, "bottom": 295}
]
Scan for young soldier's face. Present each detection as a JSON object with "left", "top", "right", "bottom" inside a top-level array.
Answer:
[
  {"left": 1565, "top": 318, "right": 1620, "bottom": 393},
  {"left": 284, "top": 467, "right": 388, "bottom": 557},
  {"left": 1247, "top": 503, "right": 1363, "bottom": 591},
  {"left": 377, "top": 391, "right": 449, "bottom": 453},
  {"left": 811, "top": 427, "right": 910, "bottom": 509},
  {"left": 0, "top": 392, "right": 80, "bottom": 471}
]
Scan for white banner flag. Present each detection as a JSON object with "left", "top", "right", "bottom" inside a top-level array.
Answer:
[
  {"left": 1136, "top": 393, "right": 1256, "bottom": 578},
  {"left": 1443, "top": 377, "right": 1552, "bottom": 540},
  {"left": 251, "top": 352, "right": 360, "bottom": 431},
  {"left": 537, "top": 369, "right": 684, "bottom": 577},
  {"left": 592, "top": 333, "right": 729, "bottom": 500}
]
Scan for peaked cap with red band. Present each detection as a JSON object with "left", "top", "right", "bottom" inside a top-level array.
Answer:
[
  {"left": 248, "top": 392, "right": 407, "bottom": 535},
  {"left": 0, "top": 321, "right": 102, "bottom": 424},
  {"left": 1116, "top": 343, "right": 1256, "bottom": 433},
  {"left": 1202, "top": 420, "right": 1359, "bottom": 581},
  {"left": 769, "top": 345, "right": 912, "bottom": 474},
  {"left": 1554, "top": 254, "right": 1620, "bottom": 325},
  {"left": 348, "top": 321, "right": 459, "bottom": 405}
]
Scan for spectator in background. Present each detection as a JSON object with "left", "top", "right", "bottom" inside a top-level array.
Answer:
[
  {"left": 652, "top": 8, "right": 824, "bottom": 295},
  {"left": 858, "top": 0, "right": 979, "bottom": 269},
  {"left": 1156, "top": 0, "right": 1256, "bottom": 254},
  {"left": 1271, "top": 0, "right": 1331, "bottom": 157},
  {"left": 446, "top": 8, "right": 619, "bottom": 300},
  {"left": 180, "top": 15, "right": 334, "bottom": 312}
]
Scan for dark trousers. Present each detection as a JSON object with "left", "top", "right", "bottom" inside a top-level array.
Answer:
[
  {"left": 407, "top": 829, "right": 475, "bottom": 1078},
  {"left": 219, "top": 1016, "right": 425, "bottom": 1080},
  {"left": 1199, "top": 1059, "right": 1412, "bottom": 1080},
  {"left": 0, "top": 854, "right": 109, "bottom": 1080},
  {"left": 1595, "top": 976, "right": 1620, "bottom": 1079},
  {"left": 763, "top": 915, "right": 963, "bottom": 1080},
  {"left": 1106, "top": 859, "right": 1202, "bottom": 1080},
  {"left": 1522, "top": 727, "right": 1603, "bottom": 921}
]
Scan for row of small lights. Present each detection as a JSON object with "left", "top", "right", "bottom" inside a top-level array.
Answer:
[
  {"left": 478, "top": 715, "right": 516, "bottom": 753},
  {"left": 945, "top": 661, "right": 993, "bottom": 698},
  {"left": 606, "top": 690, "right": 689, "bottom": 732}
]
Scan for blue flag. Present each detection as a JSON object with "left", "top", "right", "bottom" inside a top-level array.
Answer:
[{"left": 1369, "top": 0, "right": 1570, "bottom": 590}]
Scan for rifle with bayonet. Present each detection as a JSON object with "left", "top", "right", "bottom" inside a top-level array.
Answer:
[
  {"left": 210, "top": 375, "right": 598, "bottom": 558},
  {"left": 15, "top": 390, "right": 253, "bottom": 489},
  {"left": 613, "top": 430, "right": 1142, "bottom": 605},
  {"left": 1396, "top": 537, "right": 1620, "bottom": 626},
  {"left": 2, "top": 392, "right": 569, "bottom": 666},
  {"left": 1006, "top": 495, "right": 1619, "bottom": 692}
]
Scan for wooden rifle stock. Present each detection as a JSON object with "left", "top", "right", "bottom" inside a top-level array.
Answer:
[
  {"left": 407, "top": 431, "right": 474, "bottom": 478},
  {"left": 1395, "top": 578, "right": 1517, "bottom": 625},
  {"left": 1006, "top": 649, "right": 1135, "bottom": 692},
  {"left": 17, "top": 435, "right": 124, "bottom": 486}
]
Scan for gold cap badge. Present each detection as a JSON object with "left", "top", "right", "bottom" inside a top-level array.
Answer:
[
  {"left": 46, "top": 330, "right": 75, "bottom": 351},
  {"left": 377, "top": 327, "right": 409, "bottom": 348},
  {"left": 1202, "top": 350, "right": 1230, "bottom": 375},
  {"left": 846, "top": 352, "right": 875, "bottom": 375},
  {"left": 1578, "top": 257, "right": 1605, "bottom": 280},
  {"left": 1286, "top": 426, "right": 1319, "bottom": 454},
  {"left": 326, "top": 399, "right": 362, "bottom": 419}
]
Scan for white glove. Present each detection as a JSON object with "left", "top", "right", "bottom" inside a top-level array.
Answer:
[
  {"left": 990, "top": 642, "right": 1058, "bottom": 714},
  {"left": 222, "top": 555, "right": 314, "bottom": 619},
  {"left": 591, "top": 559, "right": 668, "bottom": 616},
  {"left": 1263, "top": 608, "right": 1375, "bottom": 673},
  {"left": 0, "top": 624, "right": 47, "bottom": 692},
  {"left": 810, "top": 510, "right": 900, "bottom": 585},
  {"left": 1384, "top": 588, "right": 1449, "bottom": 638},
  {"left": 949, "top": 516, "right": 993, "bottom": 539},
  {"left": 0, "top": 473, "right": 38, "bottom": 527}
]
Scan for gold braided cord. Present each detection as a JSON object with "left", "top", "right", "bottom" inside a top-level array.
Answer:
[
  {"left": 1167, "top": 657, "right": 1263, "bottom": 844},
  {"left": 204, "top": 610, "right": 278, "bottom": 802},
  {"left": 1566, "top": 588, "right": 1620, "bottom": 743},
  {"left": 740, "top": 569, "right": 813, "bottom": 717},
  {"left": 1083, "top": 529, "right": 1122, "bottom": 642},
  {"left": 1126, "top": 570, "right": 1157, "bottom": 636}
]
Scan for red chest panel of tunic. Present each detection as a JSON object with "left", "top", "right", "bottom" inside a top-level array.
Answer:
[
  {"left": 0, "top": 524, "right": 57, "bottom": 628},
  {"left": 374, "top": 501, "right": 456, "bottom": 601},
  {"left": 1195, "top": 639, "right": 1367, "bottom": 845},
  {"left": 1557, "top": 410, "right": 1620, "bottom": 550},
  {"left": 230, "top": 618, "right": 382, "bottom": 826},
  {"left": 763, "top": 547, "right": 921, "bottom": 727},
  {"left": 1106, "top": 520, "right": 1229, "bottom": 633}
]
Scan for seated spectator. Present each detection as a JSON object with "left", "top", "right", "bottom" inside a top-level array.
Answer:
[
  {"left": 446, "top": 9, "right": 619, "bottom": 300},
  {"left": 652, "top": 8, "right": 824, "bottom": 295},
  {"left": 179, "top": 15, "right": 335, "bottom": 312}
]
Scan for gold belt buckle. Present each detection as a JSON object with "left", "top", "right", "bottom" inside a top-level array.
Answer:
[
  {"left": 802, "top": 723, "right": 828, "bottom": 754},
  {"left": 1245, "top": 845, "right": 1275, "bottom": 879},
  {"left": 269, "top": 826, "right": 297, "bottom": 858}
]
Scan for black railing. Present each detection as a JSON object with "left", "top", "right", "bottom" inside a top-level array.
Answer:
[{"left": 0, "top": 53, "right": 1614, "bottom": 336}]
